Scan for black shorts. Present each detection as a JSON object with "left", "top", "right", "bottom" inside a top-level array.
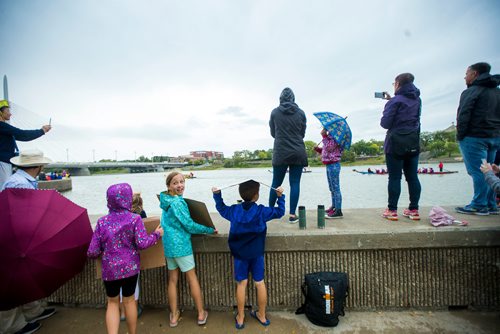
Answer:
[{"left": 103, "top": 274, "right": 139, "bottom": 298}]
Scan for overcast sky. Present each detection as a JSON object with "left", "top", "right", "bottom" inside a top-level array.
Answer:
[{"left": 1, "top": 0, "right": 499, "bottom": 162}]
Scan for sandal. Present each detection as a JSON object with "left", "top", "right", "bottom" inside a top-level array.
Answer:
[
  {"left": 250, "top": 310, "right": 270, "bottom": 326},
  {"left": 235, "top": 315, "right": 245, "bottom": 330},
  {"left": 169, "top": 310, "right": 181, "bottom": 328},
  {"left": 197, "top": 310, "right": 208, "bottom": 326}
]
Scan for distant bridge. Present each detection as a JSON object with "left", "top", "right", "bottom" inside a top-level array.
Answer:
[{"left": 46, "top": 161, "right": 188, "bottom": 176}]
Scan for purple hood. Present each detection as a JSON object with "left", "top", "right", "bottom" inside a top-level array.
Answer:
[{"left": 107, "top": 183, "right": 133, "bottom": 212}]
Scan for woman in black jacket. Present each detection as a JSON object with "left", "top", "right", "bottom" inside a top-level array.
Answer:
[{"left": 269, "top": 88, "right": 308, "bottom": 223}]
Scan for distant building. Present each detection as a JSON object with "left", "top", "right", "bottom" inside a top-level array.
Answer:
[
  {"left": 443, "top": 122, "right": 456, "bottom": 133},
  {"left": 190, "top": 150, "right": 224, "bottom": 160}
]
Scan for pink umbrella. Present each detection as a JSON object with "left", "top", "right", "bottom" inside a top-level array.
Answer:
[{"left": 0, "top": 188, "right": 92, "bottom": 310}]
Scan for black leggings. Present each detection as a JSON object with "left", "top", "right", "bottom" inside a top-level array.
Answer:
[{"left": 103, "top": 274, "right": 139, "bottom": 298}]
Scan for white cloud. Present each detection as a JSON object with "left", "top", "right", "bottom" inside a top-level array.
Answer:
[{"left": 2, "top": 0, "right": 499, "bottom": 161}]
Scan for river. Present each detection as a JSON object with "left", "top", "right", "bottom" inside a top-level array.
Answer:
[{"left": 62, "top": 162, "right": 471, "bottom": 216}]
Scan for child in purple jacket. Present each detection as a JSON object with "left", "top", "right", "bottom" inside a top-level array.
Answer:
[
  {"left": 314, "top": 128, "right": 344, "bottom": 219},
  {"left": 87, "top": 183, "right": 163, "bottom": 334}
]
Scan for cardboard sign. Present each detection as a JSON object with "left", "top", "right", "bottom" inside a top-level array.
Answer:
[
  {"left": 184, "top": 198, "right": 215, "bottom": 229},
  {"left": 95, "top": 217, "right": 165, "bottom": 279}
]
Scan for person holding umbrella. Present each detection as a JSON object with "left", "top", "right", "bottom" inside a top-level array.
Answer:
[
  {"left": 0, "top": 100, "right": 51, "bottom": 189},
  {"left": 0, "top": 149, "right": 56, "bottom": 334},
  {"left": 379, "top": 73, "right": 422, "bottom": 221},
  {"left": 313, "top": 111, "right": 352, "bottom": 220},
  {"left": 314, "top": 128, "right": 344, "bottom": 219},
  {"left": 269, "top": 87, "right": 308, "bottom": 223}
]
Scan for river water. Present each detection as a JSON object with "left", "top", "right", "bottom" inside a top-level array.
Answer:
[{"left": 63, "top": 163, "right": 471, "bottom": 215}]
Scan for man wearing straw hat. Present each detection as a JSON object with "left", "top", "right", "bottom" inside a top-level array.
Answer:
[
  {"left": 0, "top": 149, "right": 56, "bottom": 334},
  {"left": 0, "top": 100, "right": 52, "bottom": 189},
  {"left": 1, "top": 149, "right": 52, "bottom": 191}
]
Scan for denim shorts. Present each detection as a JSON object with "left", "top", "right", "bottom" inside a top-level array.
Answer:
[
  {"left": 166, "top": 254, "right": 195, "bottom": 272},
  {"left": 234, "top": 255, "right": 264, "bottom": 282}
]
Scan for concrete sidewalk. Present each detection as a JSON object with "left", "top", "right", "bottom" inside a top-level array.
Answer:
[{"left": 37, "top": 307, "right": 500, "bottom": 334}]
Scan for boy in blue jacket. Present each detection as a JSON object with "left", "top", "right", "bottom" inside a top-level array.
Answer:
[{"left": 212, "top": 180, "right": 285, "bottom": 329}]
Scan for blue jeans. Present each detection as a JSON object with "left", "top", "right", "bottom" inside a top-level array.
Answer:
[
  {"left": 269, "top": 165, "right": 303, "bottom": 215},
  {"left": 459, "top": 136, "right": 500, "bottom": 209},
  {"left": 326, "top": 162, "right": 342, "bottom": 209},
  {"left": 385, "top": 153, "right": 421, "bottom": 211}
]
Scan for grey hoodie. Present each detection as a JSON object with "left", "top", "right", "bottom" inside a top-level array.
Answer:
[{"left": 269, "top": 88, "right": 308, "bottom": 166}]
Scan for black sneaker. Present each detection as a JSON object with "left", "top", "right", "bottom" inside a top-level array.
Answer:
[
  {"left": 30, "top": 308, "right": 56, "bottom": 322},
  {"left": 325, "top": 209, "right": 343, "bottom": 219},
  {"left": 455, "top": 205, "right": 489, "bottom": 216},
  {"left": 288, "top": 215, "right": 299, "bottom": 224},
  {"left": 15, "top": 322, "right": 41, "bottom": 334}
]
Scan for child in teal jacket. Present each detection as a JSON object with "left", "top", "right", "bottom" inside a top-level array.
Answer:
[{"left": 160, "top": 171, "right": 215, "bottom": 328}]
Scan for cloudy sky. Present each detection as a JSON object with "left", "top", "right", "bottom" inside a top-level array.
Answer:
[{"left": 1, "top": 0, "right": 499, "bottom": 162}]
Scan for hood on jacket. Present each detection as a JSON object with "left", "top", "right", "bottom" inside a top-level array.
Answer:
[
  {"left": 107, "top": 183, "right": 133, "bottom": 212},
  {"left": 238, "top": 202, "right": 261, "bottom": 223},
  {"left": 471, "top": 73, "right": 500, "bottom": 88},
  {"left": 395, "top": 82, "right": 421, "bottom": 100},
  {"left": 278, "top": 87, "right": 300, "bottom": 114},
  {"left": 159, "top": 191, "right": 179, "bottom": 212}
]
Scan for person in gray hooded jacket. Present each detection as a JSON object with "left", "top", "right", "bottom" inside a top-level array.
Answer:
[{"left": 269, "top": 87, "right": 308, "bottom": 223}]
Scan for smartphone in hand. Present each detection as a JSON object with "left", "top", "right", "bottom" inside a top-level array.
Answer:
[{"left": 374, "top": 92, "right": 385, "bottom": 99}]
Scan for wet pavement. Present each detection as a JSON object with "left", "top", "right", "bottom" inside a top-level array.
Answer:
[{"left": 37, "top": 306, "right": 500, "bottom": 334}]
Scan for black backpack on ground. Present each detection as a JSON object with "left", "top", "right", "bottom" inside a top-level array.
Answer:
[{"left": 295, "top": 271, "right": 349, "bottom": 327}]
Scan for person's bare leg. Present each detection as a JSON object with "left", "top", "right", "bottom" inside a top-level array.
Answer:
[
  {"left": 255, "top": 280, "right": 268, "bottom": 322},
  {"left": 185, "top": 269, "right": 206, "bottom": 321},
  {"left": 122, "top": 295, "right": 137, "bottom": 334},
  {"left": 236, "top": 280, "right": 247, "bottom": 325},
  {"left": 105, "top": 296, "right": 120, "bottom": 334},
  {"left": 168, "top": 269, "right": 180, "bottom": 324}
]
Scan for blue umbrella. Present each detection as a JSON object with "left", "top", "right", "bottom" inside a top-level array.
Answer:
[{"left": 313, "top": 111, "right": 352, "bottom": 150}]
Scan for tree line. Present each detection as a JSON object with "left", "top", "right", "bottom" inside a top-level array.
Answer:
[
  {"left": 98, "top": 128, "right": 460, "bottom": 166},
  {"left": 225, "top": 128, "right": 460, "bottom": 166}
]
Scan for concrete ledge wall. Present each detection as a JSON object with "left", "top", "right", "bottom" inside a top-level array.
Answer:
[{"left": 48, "top": 240, "right": 500, "bottom": 310}]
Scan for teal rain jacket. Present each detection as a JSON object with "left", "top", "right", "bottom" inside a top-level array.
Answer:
[{"left": 160, "top": 192, "right": 215, "bottom": 258}]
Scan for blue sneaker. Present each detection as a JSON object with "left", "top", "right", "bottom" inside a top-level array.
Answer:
[
  {"left": 488, "top": 207, "right": 499, "bottom": 215},
  {"left": 455, "top": 205, "right": 489, "bottom": 216}
]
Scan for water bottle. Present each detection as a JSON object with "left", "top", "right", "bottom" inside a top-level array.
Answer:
[
  {"left": 298, "top": 206, "right": 306, "bottom": 229},
  {"left": 317, "top": 205, "right": 325, "bottom": 229}
]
